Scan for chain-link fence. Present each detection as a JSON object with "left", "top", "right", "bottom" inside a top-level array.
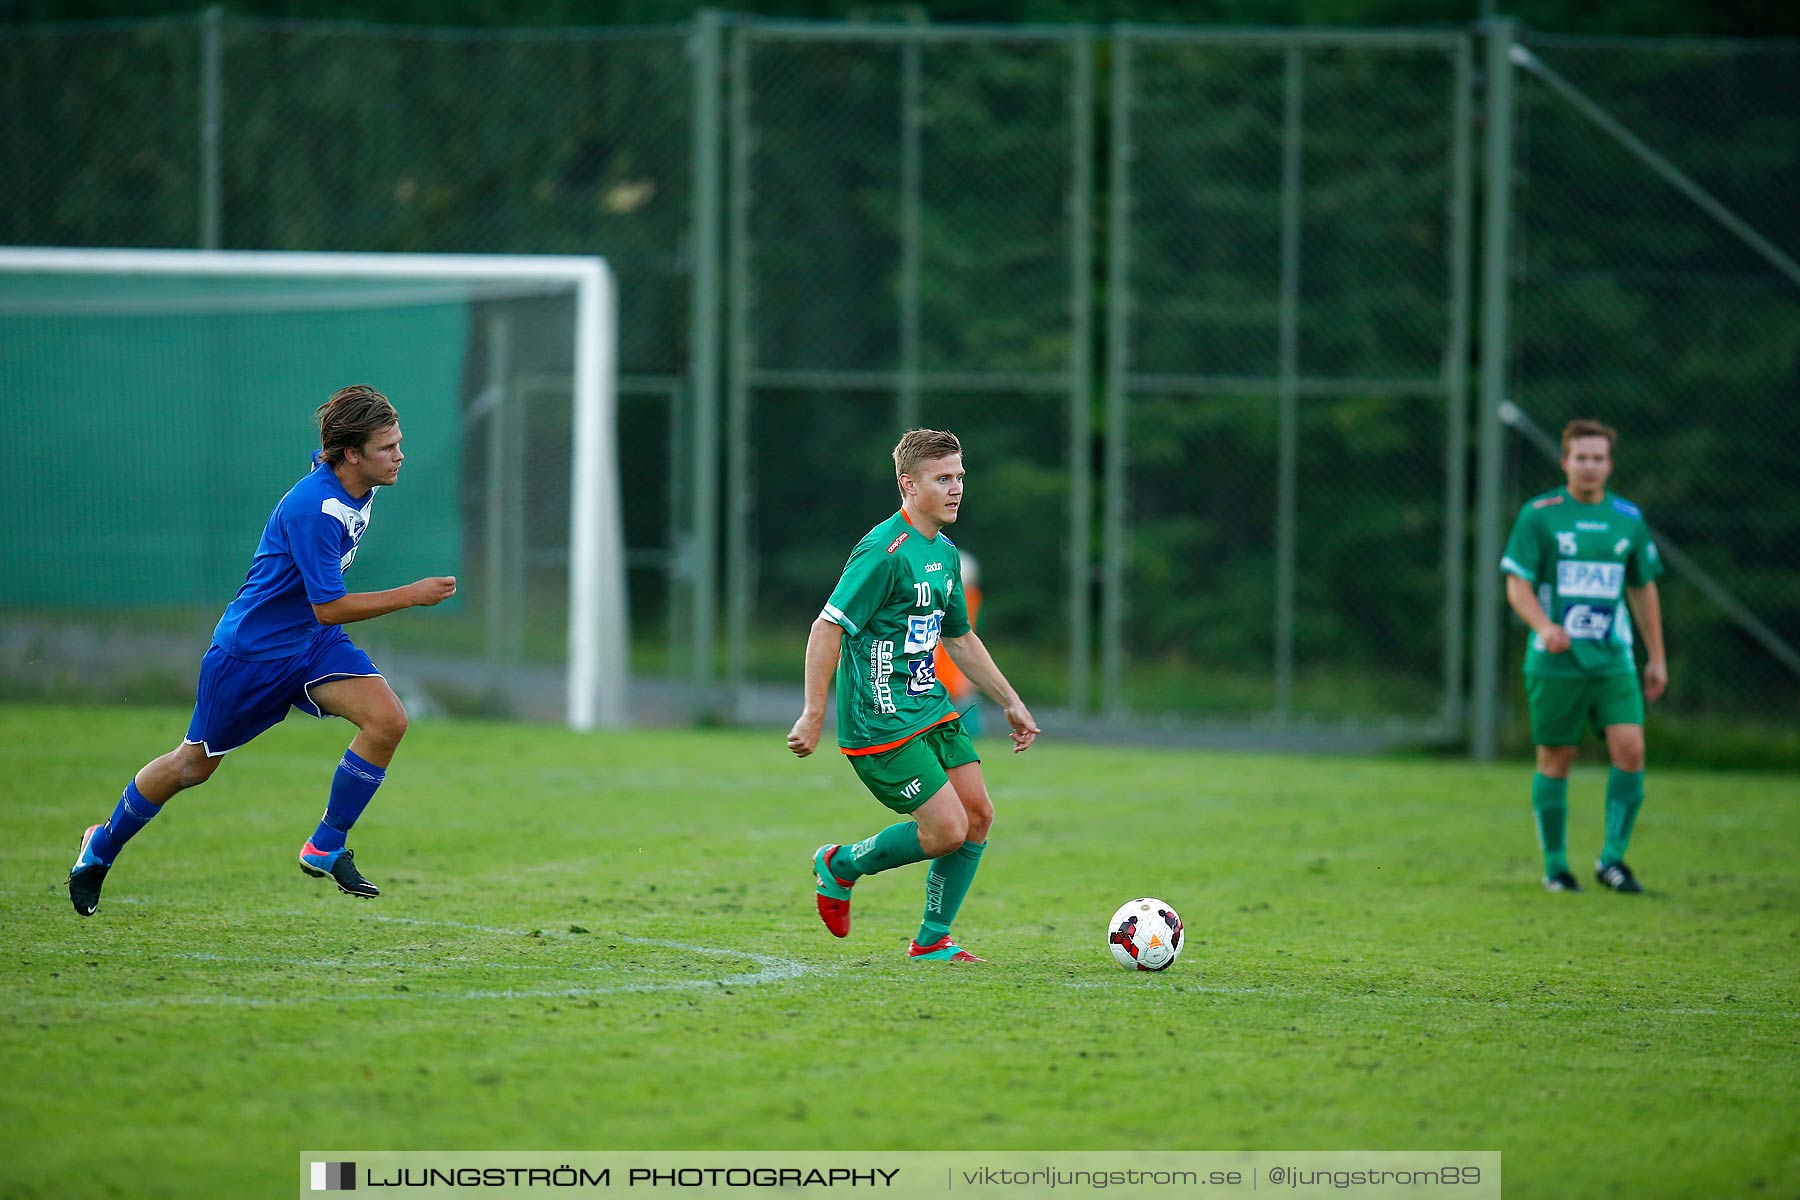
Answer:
[
  {"left": 1478, "top": 26, "right": 1800, "bottom": 758},
  {"left": 724, "top": 23, "right": 1093, "bottom": 722},
  {"left": 1104, "top": 29, "right": 1472, "bottom": 737},
  {"left": 2, "top": 12, "right": 1794, "bottom": 754}
]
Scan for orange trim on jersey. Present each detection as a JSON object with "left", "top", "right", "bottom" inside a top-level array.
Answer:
[
  {"left": 839, "top": 710, "right": 960, "bottom": 757},
  {"left": 897, "top": 506, "right": 953, "bottom": 543},
  {"left": 933, "top": 585, "right": 981, "bottom": 698}
]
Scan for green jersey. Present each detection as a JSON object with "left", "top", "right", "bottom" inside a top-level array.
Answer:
[
  {"left": 1501, "top": 487, "right": 1663, "bottom": 678},
  {"left": 820, "top": 510, "right": 972, "bottom": 753}
]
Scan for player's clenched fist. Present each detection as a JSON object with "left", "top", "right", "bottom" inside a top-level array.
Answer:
[
  {"left": 787, "top": 711, "right": 823, "bottom": 758},
  {"left": 411, "top": 576, "right": 457, "bottom": 606}
]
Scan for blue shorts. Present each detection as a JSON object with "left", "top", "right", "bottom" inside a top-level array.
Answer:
[{"left": 184, "top": 625, "right": 382, "bottom": 756}]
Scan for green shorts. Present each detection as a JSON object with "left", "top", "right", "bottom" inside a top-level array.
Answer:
[
  {"left": 846, "top": 718, "right": 981, "bottom": 814},
  {"left": 1525, "top": 672, "right": 1645, "bottom": 746}
]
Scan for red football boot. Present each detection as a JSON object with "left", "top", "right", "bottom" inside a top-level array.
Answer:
[
  {"left": 907, "top": 934, "right": 986, "bottom": 963},
  {"left": 812, "top": 843, "right": 855, "bottom": 938}
]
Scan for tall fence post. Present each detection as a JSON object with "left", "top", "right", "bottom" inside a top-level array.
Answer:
[
  {"left": 199, "top": 5, "right": 222, "bottom": 249},
  {"left": 898, "top": 34, "right": 923, "bottom": 432},
  {"left": 1274, "top": 44, "right": 1304, "bottom": 725},
  {"left": 725, "top": 18, "right": 753, "bottom": 719},
  {"left": 1066, "top": 33, "right": 1095, "bottom": 719},
  {"left": 688, "top": 9, "right": 725, "bottom": 719},
  {"left": 1100, "top": 26, "right": 1134, "bottom": 719},
  {"left": 1471, "top": 18, "right": 1517, "bottom": 759},
  {"left": 1441, "top": 33, "right": 1477, "bottom": 735}
]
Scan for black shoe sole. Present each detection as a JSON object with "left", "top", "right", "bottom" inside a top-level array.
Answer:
[
  {"left": 69, "top": 868, "right": 107, "bottom": 916},
  {"left": 299, "top": 861, "right": 379, "bottom": 898},
  {"left": 70, "top": 828, "right": 109, "bottom": 916},
  {"left": 1594, "top": 865, "right": 1643, "bottom": 894}
]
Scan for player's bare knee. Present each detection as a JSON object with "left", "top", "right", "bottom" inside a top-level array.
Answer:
[
  {"left": 923, "top": 831, "right": 966, "bottom": 858},
  {"left": 365, "top": 702, "right": 408, "bottom": 748},
  {"left": 919, "top": 817, "right": 967, "bottom": 858},
  {"left": 966, "top": 804, "right": 994, "bottom": 844},
  {"left": 175, "top": 748, "right": 221, "bottom": 789},
  {"left": 1536, "top": 746, "right": 1577, "bottom": 777},
  {"left": 1609, "top": 733, "right": 1645, "bottom": 772}
]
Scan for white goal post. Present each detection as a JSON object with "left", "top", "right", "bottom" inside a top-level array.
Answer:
[{"left": 0, "top": 247, "right": 627, "bottom": 731}]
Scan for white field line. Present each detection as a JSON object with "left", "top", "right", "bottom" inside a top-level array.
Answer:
[{"left": 17, "top": 913, "right": 818, "bottom": 1009}]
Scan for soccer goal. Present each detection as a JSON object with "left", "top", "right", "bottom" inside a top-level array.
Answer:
[{"left": 0, "top": 247, "right": 626, "bottom": 731}]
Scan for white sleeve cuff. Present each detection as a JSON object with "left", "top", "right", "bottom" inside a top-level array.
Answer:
[
  {"left": 820, "top": 603, "right": 858, "bottom": 635},
  {"left": 1499, "top": 556, "right": 1536, "bottom": 582}
]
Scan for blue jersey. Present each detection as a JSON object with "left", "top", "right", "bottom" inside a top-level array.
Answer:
[{"left": 211, "top": 455, "right": 377, "bottom": 660}]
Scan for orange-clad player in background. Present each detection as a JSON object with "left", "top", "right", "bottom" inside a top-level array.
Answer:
[{"left": 933, "top": 551, "right": 982, "bottom": 736}]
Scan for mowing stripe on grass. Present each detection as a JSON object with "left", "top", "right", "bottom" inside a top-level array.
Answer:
[{"left": 1065, "top": 979, "right": 1795, "bottom": 1020}]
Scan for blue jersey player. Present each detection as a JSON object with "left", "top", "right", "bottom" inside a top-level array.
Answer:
[{"left": 68, "top": 385, "right": 457, "bottom": 915}]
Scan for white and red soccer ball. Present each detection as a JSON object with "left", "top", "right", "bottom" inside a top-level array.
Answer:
[{"left": 1107, "top": 897, "right": 1184, "bottom": 971}]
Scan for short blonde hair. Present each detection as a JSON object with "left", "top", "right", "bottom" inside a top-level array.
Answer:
[
  {"left": 1561, "top": 418, "right": 1617, "bottom": 456},
  {"left": 893, "top": 428, "right": 962, "bottom": 486}
]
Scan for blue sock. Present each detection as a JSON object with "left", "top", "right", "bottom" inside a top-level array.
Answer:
[
  {"left": 88, "top": 780, "right": 161, "bottom": 864},
  {"left": 308, "top": 749, "right": 385, "bottom": 854}
]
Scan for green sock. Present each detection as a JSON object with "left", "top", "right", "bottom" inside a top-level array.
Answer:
[
  {"left": 1601, "top": 768, "right": 1644, "bottom": 867},
  {"left": 917, "top": 839, "right": 986, "bottom": 944},
  {"left": 841, "top": 821, "right": 929, "bottom": 880},
  {"left": 1532, "top": 772, "right": 1570, "bottom": 876}
]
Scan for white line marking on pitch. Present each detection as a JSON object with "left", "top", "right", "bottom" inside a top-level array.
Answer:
[{"left": 15, "top": 914, "right": 819, "bottom": 1009}]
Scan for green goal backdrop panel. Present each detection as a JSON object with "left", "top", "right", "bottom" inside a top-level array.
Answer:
[{"left": 0, "top": 296, "right": 467, "bottom": 607}]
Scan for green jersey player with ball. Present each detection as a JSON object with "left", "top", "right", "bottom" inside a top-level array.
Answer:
[{"left": 787, "top": 429, "right": 1040, "bottom": 962}]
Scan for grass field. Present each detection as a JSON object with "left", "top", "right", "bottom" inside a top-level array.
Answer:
[{"left": 3, "top": 703, "right": 1796, "bottom": 1199}]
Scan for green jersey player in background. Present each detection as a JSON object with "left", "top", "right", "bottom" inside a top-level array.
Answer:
[
  {"left": 1502, "top": 419, "right": 1667, "bottom": 894},
  {"left": 786, "top": 428, "right": 1040, "bottom": 962}
]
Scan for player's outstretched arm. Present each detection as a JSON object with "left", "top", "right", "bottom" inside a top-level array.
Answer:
[
  {"left": 1627, "top": 582, "right": 1667, "bottom": 702},
  {"left": 1504, "top": 573, "right": 1569, "bottom": 654},
  {"left": 312, "top": 576, "right": 457, "bottom": 626},
  {"left": 787, "top": 617, "right": 843, "bottom": 758},
  {"left": 941, "top": 630, "right": 1039, "bottom": 753}
]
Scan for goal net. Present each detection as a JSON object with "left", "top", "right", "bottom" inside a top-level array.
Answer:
[{"left": 0, "top": 248, "right": 626, "bottom": 730}]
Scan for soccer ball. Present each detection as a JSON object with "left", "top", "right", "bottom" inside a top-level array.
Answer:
[{"left": 1107, "top": 897, "right": 1184, "bottom": 971}]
